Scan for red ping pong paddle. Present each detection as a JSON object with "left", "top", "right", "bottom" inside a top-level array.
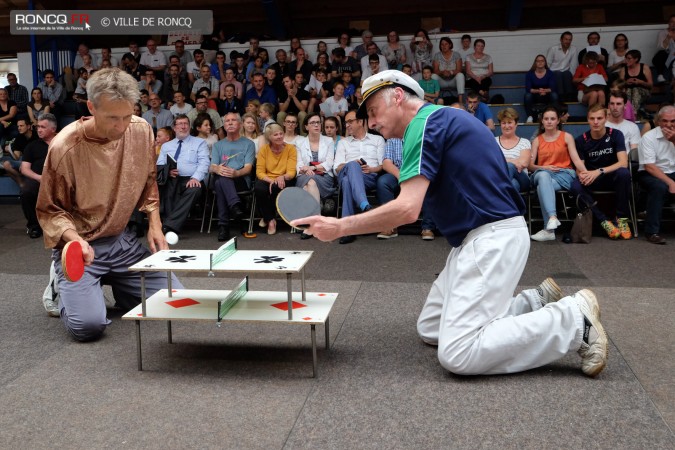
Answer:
[
  {"left": 62, "top": 240, "right": 85, "bottom": 282},
  {"left": 276, "top": 186, "right": 321, "bottom": 229}
]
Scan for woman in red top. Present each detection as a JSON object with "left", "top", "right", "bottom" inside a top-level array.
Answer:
[{"left": 573, "top": 52, "right": 608, "bottom": 107}]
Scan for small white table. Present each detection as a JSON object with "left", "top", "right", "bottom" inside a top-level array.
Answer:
[{"left": 122, "top": 238, "right": 338, "bottom": 377}]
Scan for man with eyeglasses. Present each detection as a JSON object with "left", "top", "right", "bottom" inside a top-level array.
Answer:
[
  {"left": 277, "top": 74, "right": 309, "bottom": 129},
  {"left": 142, "top": 93, "right": 173, "bottom": 134},
  {"left": 156, "top": 114, "right": 209, "bottom": 235},
  {"left": 332, "top": 110, "right": 385, "bottom": 244},
  {"left": 187, "top": 95, "right": 225, "bottom": 139},
  {"left": 4, "top": 73, "right": 28, "bottom": 117}
]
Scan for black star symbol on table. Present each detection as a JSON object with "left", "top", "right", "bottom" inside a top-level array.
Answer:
[
  {"left": 165, "top": 255, "right": 197, "bottom": 263},
  {"left": 144, "top": 264, "right": 155, "bottom": 268},
  {"left": 276, "top": 266, "right": 287, "bottom": 270},
  {"left": 254, "top": 255, "right": 285, "bottom": 264}
]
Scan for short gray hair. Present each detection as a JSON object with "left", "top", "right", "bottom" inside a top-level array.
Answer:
[
  {"left": 86, "top": 68, "right": 140, "bottom": 107},
  {"left": 39, "top": 113, "right": 58, "bottom": 130},
  {"left": 657, "top": 105, "right": 675, "bottom": 121},
  {"left": 263, "top": 123, "right": 283, "bottom": 142}
]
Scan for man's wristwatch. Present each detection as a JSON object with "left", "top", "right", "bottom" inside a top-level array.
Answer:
[{"left": 598, "top": 168, "right": 605, "bottom": 175}]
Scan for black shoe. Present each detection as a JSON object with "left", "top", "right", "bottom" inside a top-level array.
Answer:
[
  {"left": 28, "top": 227, "right": 42, "bottom": 239},
  {"left": 230, "top": 203, "right": 244, "bottom": 220},
  {"left": 300, "top": 232, "right": 313, "bottom": 240},
  {"left": 218, "top": 225, "right": 230, "bottom": 242},
  {"left": 339, "top": 235, "right": 356, "bottom": 244},
  {"left": 646, "top": 233, "right": 666, "bottom": 245}
]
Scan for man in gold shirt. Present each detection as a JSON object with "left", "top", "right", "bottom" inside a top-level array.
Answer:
[{"left": 36, "top": 68, "right": 182, "bottom": 341}]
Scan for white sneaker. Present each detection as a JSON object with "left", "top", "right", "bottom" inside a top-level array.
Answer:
[
  {"left": 546, "top": 217, "right": 561, "bottom": 230},
  {"left": 536, "top": 277, "right": 563, "bottom": 306},
  {"left": 575, "top": 290, "right": 608, "bottom": 377},
  {"left": 41, "top": 262, "right": 60, "bottom": 317},
  {"left": 526, "top": 116, "right": 533, "bottom": 123},
  {"left": 657, "top": 74, "right": 666, "bottom": 84},
  {"left": 531, "top": 229, "right": 555, "bottom": 241}
]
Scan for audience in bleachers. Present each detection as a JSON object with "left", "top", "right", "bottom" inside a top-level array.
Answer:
[
  {"left": 382, "top": 31, "right": 408, "bottom": 70},
  {"left": 529, "top": 106, "right": 582, "bottom": 241},
  {"left": 546, "top": 31, "right": 578, "bottom": 102},
  {"left": 573, "top": 52, "right": 608, "bottom": 107},
  {"left": 496, "top": 108, "right": 531, "bottom": 192},
  {"left": 524, "top": 55, "right": 558, "bottom": 122},
  {"left": 466, "top": 91, "right": 495, "bottom": 130},
  {"left": 409, "top": 29, "right": 434, "bottom": 77},
  {"left": 465, "top": 38, "right": 494, "bottom": 102},
  {"left": 619, "top": 50, "right": 653, "bottom": 115},
  {"left": 432, "top": 37, "right": 464, "bottom": 104}
]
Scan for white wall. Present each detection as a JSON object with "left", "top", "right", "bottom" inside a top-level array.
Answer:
[{"left": 16, "top": 23, "right": 665, "bottom": 85}]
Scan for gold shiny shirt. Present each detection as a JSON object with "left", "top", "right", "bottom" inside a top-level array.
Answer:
[{"left": 37, "top": 116, "right": 159, "bottom": 248}]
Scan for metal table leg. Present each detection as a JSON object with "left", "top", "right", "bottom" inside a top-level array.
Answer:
[
  {"left": 167, "top": 271, "right": 172, "bottom": 297},
  {"left": 325, "top": 317, "right": 330, "bottom": 350},
  {"left": 167, "top": 321, "right": 172, "bottom": 344},
  {"left": 287, "top": 273, "right": 293, "bottom": 320},
  {"left": 311, "top": 324, "right": 317, "bottom": 378},
  {"left": 141, "top": 273, "right": 146, "bottom": 317},
  {"left": 135, "top": 320, "right": 143, "bottom": 371},
  {"left": 301, "top": 267, "right": 306, "bottom": 302}
]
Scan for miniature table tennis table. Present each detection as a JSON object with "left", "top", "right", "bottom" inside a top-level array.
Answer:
[{"left": 122, "top": 238, "right": 337, "bottom": 377}]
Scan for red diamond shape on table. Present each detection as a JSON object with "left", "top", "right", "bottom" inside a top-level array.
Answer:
[
  {"left": 166, "top": 298, "right": 200, "bottom": 308},
  {"left": 270, "top": 301, "right": 307, "bottom": 311},
  {"left": 318, "top": 293, "right": 326, "bottom": 296},
  {"left": 303, "top": 317, "right": 312, "bottom": 321}
]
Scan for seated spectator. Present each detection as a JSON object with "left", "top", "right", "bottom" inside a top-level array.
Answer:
[
  {"left": 142, "top": 93, "right": 173, "bottom": 134},
  {"left": 186, "top": 49, "right": 206, "bottom": 85},
  {"left": 0, "top": 88, "right": 18, "bottom": 148},
  {"left": 306, "top": 68, "right": 329, "bottom": 113},
  {"left": 120, "top": 41, "right": 141, "bottom": 68},
  {"left": 191, "top": 65, "right": 219, "bottom": 101},
  {"left": 353, "top": 30, "right": 375, "bottom": 62},
  {"left": 37, "top": 70, "right": 64, "bottom": 118},
  {"left": 312, "top": 53, "right": 331, "bottom": 80},
  {"left": 240, "top": 112, "right": 264, "bottom": 155},
  {"left": 316, "top": 40, "right": 328, "bottom": 55},
  {"left": 320, "top": 80, "right": 348, "bottom": 119},
  {"left": 100, "top": 47, "right": 118, "bottom": 68},
  {"left": 432, "top": 37, "right": 464, "bottom": 104},
  {"left": 496, "top": 108, "right": 531, "bottom": 192},
  {"left": 330, "top": 47, "right": 361, "bottom": 81},
  {"left": 4, "top": 73, "right": 29, "bottom": 119},
  {"left": 231, "top": 53, "right": 248, "bottom": 88},
  {"left": 619, "top": 50, "right": 654, "bottom": 115},
  {"left": 465, "top": 39, "right": 493, "bottom": 101},
  {"left": 217, "top": 83, "right": 244, "bottom": 116},
  {"left": 524, "top": 55, "right": 558, "bottom": 122},
  {"left": 243, "top": 36, "right": 266, "bottom": 64},
  {"left": 456, "top": 34, "right": 473, "bottom": 69},
  {"left": 138, "top": 68, "right": 162, "bottom": 95},
  {"left": 381, "top": 31, "right": 408, "bottom": 70},
  {"left": 187, "top": 95, "right": 224, "bottom": 139},
  {"left": 529, "top": 106, "right": 582, "bottom": 241},
  {"left": 265, "top": 67, "right": 283, "bottom": 99},
  {"left": 333, "top": 33, "right": 354, "bottom": 62},
  {"left": 466, "top": 91, "right": 495, "bottom": 130},
  {"left": 333, "top": 110, "right": 385, "bottom": 244},
  {"left": 608, "top": 80, "right": 636, "bottom": 121},
  {"left": 245, "top": 99, "right": 260, "bottom": 119},
  {"left": 271, "top": 49, "right": 291, "bottom": 84},
  {"left": 606, "top": 91, "right": 641, "bottom": 161},
  {"left": 191, "top": 112, "right": 218, "bottom": 153},
  {"left": 289, "top": 48, "right": 313, "bottom": 85},
  {"left": 156, "top": 114, "right": 209, "bottom": 234},
  {"left": 255, "top": 123, "right": 297, "bottom": 235},
  {"left": 220, "top": 67, "right": 244, "bottom": 101},
  {"left": 607, "top": 33, "right": 629, "bottom": 76},
  {"left": 294, "top": 112, "right": 336, "bottom": 238},
  {"left": 170, "top": 39, "right": 193, "bottom": 73},
  {"left": 1, "top": 118, "right": 35, "bottom": 187},
  {"left": 409, "top": 29, "right": 433, "bottom": 76},
  {"left": 154, "top": 126, "right": 174, "bottom": 155},
  {"left": 569, "top": 104, "right": 632, "bottom": 239},
  {"left": 73, "top": 68, "right": 89, "bottom": 102},
  {"left": 323, "top": 116, "right": 343, "bottom": 153},
  {"left": 162, "top": 64, "right": 190, "bottom": 105},
  {"left": 573, "top": 52, "right": 608, "bottom": 107},
  {"left": 256, "top": 102, "right": 274, "bottom": 132},
  {"left": 209, "top": 112, "right": 255, "bottom": 241},
  {"left": 419, "top": 66, "right": 442, "bottom": 104},
  {"left": 360, "top": 42, "right": 387, "bottom": 79},
  {"left": 121, "top": 53, "right": 147, "bottom": 82},
  {"left": 341, "top": 72, "right": 356, "bottom": 106},
  {"left": 139, "top": 89, "right": 150, "bottom": 113},
  {"left": 79, "top": 53, "right": 97, "bottom": 74},
  {"left": 245, "top": 73, "right": 278, "bottom": 108},
  {"left": 277, "top": 74, "right": 309, "bottom": 128},
  {"left": 577, "top": 31, "right": 610, "bottom": 67},
  {"left": 637, "top": 105, "right": 675, "bottom": 244},
  {"left": 210, "top": 50, "right": 230, "bottom": 83},
  {"left": 653, "top": 15, "right": 675, "bottom": 83},
  {"left": 282, "top": 112, "right": 301, "bottom": 147},
  {"left": 546, "top": 31, "right": 578, "bottom": 102},
  {"left": 246, "top": 54, "right": 268, "bottom": 85},
  {"left": 169, "top": 91, "right": 193, "bottom": 117},
  {"left": 196, "top": 87, "right": 218, "bottom": 111},
  {"left": 140, "top": 39, "right": 167, "bottom": 76},
  {"left": 20, "top": 113, "right": 57, "bottom": 238}
]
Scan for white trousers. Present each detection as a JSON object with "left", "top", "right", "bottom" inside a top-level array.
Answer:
[{"left": 416, "top": 216, "right": 585, "bottom": 375}]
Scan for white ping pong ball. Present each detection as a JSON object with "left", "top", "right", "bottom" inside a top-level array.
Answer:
[{"left": 165, "top": 231, "right": 179, "bottom": 245}]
